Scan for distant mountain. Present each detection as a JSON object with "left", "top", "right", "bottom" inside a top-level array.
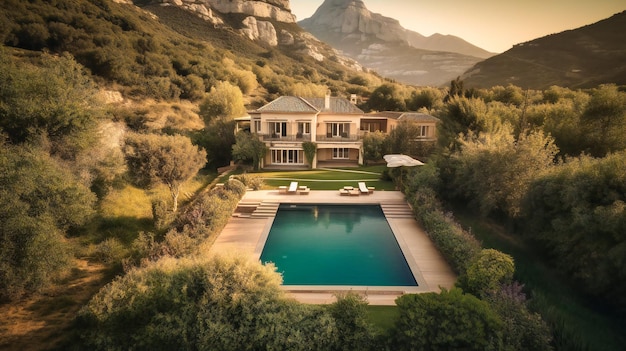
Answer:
[
  {"left": 462, "top": 11, "right": 626, "bottom": 89},
  {"left": 299, "top": 0, "right": 494, "bottom": 86}
]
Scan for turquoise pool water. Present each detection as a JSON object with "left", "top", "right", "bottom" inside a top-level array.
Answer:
[{"left": 260, "top": 204, "right": 417, "bottom": 286}]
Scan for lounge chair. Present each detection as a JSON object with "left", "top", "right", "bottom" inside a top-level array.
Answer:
[
  {"left": 278, "top": 185, "right": 287, "bottom": 194},
  {"left": 358, "top": 182, "right": 369, "bottom": 195},
  {"left": 287, "top": 181, "right": 298, "bottom": 194},
  {"left": 339, "top": 189, "right": 350, "bottom": 196}
]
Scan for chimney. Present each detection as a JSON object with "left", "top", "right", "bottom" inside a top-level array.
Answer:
[
  {"left": 350, "top": 94, "right": 357, "bottom": 104},
  {"left": 324, "top": 89, "right": 331, "bottom": 110}
]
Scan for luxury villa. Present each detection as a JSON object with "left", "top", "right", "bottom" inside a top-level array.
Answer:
[{"left": 243, "top": 92, "right": 440, "bottom": 169}]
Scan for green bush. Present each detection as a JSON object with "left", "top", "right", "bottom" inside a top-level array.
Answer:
[
  {"left": 234, "top": 173, "right": 264, "bottom": 190},
  {"left": 328, "top": 293, "right": 378, "bottom": 351},
  {"left": 151, "top": 199, "right": 173, "bottom": 231},
  {"left": 93, "top": 238, "right": 127, "bottom": 265},
  {"left": 459, "top": 249, "right": 515, "bottom": 297},
  {"left": 486, "top": 283, "right": 553, "bottom": 351},
  {"left": 409, "top": 191, "right": 481, "bottom": 274},
  {"left": 77, "top": 255, "right": 338, "bottom": 351},
  {"left": 392, "top": 288, "right": 502, "bottom": 351},
  {"left": 223, "top": 178, "right": 246, "bottom": 197},
  {"left": 400, "top": 165, "right": 482, "bottom": 274}
]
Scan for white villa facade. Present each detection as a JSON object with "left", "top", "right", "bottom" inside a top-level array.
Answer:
[{"left": 247, "top": 93, "right": 440, "bottom": 169}]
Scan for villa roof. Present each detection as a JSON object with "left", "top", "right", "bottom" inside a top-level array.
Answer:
[
  {"left": 254, "top": 96, "right": 318, "bottom": 113},
  {"left": 367, "top": 111, "right": 440, "bottom": 123},
  {"left": 305, "top": 97, "right": 364, "bottom": 114},
  {"left": 252, "top": 95, "right": 364, "bottom": 114}
]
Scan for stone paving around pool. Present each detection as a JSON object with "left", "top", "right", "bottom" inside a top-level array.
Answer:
[{"left": 209, "top": 189, "right": 457, "bottom": 305}]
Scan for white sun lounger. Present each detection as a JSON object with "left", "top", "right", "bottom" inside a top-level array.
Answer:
[
  {"left": 358, "top": 182, "right": 370, "bottom": 194},
  {"left": 287, "top": 181, "right": 298, "bottom": 194}
]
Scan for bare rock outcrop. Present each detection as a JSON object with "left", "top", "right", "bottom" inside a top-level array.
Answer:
[
  {"left": 241, "top": 16, "right": 278, "bottom": 46},
  {"left": 203, "top": 0, "right": 295, "bottom": 23},
  {"left": 152, "top": 0, "right": 294, "bottom": 23}
]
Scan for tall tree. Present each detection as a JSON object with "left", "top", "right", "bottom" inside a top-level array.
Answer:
[
  {"left": 0, "top": 142, "right": 95, "bottom": 301},
  {"left": 449, "top": 126, "right": 559, "bottom": 217},
  {"left": 0, "top": 51, "right": 102, "bottom": 159},
  {"left": 362, "top": 131, "right": 387, "bottom": 164},
  {"left": 124, "top": 133, "right": 207, "bottom": 212},
  {"left": 199, "top": 80, "right": 246, "bottom": 121},
  {"left": 367, "top": 84, "right": 406, "bottom": 112},
  {"left": 232, "top": 131, "right": 267, "bottom": 170},
  {"left": 580, "top": 84, "right": 626, "bottom": 156}
]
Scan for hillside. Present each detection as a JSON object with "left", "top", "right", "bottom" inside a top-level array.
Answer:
[
  {"left": 299, "top": 0, "right": 493, "bottom": 86},
  {"left": 0, "top": 0, "right": 385, "bottom": 107},
  {"left": 462, "top": 10, "right": 626, "bottom": 89}
]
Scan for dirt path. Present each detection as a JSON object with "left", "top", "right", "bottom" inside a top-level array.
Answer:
[{"left": 0, "top": 259, "right": 107, "bottom": 351}]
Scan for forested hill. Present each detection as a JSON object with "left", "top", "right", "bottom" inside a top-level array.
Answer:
[
  {"left": 462, "top": 10, "right": 626, "bottom": 89},
  {"left": 0, "top": 0, "right": 383, "bottom": 106}
]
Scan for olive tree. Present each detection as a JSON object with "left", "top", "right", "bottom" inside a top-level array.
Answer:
[{"left": 124, "top": 133, "right": 206, "bottom": 212}]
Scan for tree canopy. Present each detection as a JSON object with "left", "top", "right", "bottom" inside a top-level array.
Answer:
[
  {"left": 124, "top": 133, "right": 207, "bottom": 212},
  {"left": 0, "top": 142, "right": 96, "bottom": 301}
]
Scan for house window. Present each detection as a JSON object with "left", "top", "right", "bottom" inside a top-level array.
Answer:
[
  {"left": 332, "top": 148, "right": 350, "bottom": 159},
  {"left": 271, "top": 149, "right": 304, "bottom": 164},
  {"left": 327, "top": 123, "right": 350, "bottom": 137},
  {"left": 360, "top": 121, "right": 381, "bottom": 132},
  {"left": 297, "top": 122, "right": 310, "bottom": 136},
  {"left": 417, "top": 125, "right": 429, "bottom": 138},
  {"left": 254, "top": 120, "right": 261, "bottom": 133},
  {"left": 269, "top": 122, "right": 287, "bottom": 137}
]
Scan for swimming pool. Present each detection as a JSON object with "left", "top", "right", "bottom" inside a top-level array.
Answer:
[{"left": 260, "top": 204, "right": 418, "bottom": 286}]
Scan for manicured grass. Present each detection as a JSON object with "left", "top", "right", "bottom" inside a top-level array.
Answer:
[
  {"left": 454, "top": 210, "right": 626, "bottom": 351},
  {"left": 248, "top": 165, "right": 395, "bottom": 191},
  {"left": 366, "top": 305, "right": 398, "bottom": 334}
]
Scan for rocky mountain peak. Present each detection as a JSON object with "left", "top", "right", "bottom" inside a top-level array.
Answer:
[
  {"left": 298, "top": 0, "right": 493, "bottom": 86},
  {"left": 300, "top": 0, "right": 408, "bottom": 44}
]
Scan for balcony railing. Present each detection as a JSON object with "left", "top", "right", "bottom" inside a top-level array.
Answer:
[
  {"left": 316, "top": 134, "right": 360, "bottom": 142},
  {"left": 259, "top": 134, "right": 362, "bottom": 142},
  {"left": 261, "top": 134, "right": 312, "bottom": 142}
]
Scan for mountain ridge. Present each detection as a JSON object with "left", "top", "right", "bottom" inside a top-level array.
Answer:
[
  {"left": 462, "top": 10, "right": 626, "bottom": 89},
  {"left": 298, "top": 0, "right": 493, "bottom": 86}
]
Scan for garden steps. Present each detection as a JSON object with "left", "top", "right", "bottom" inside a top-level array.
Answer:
[
  {"left": 380, "top": 202, "right": 414, "bottom": 218},
  {"left": 250, "top": 201, "right": 280, "bottom": 218}
]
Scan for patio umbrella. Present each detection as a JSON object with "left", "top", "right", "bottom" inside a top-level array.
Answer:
[
  {"left": 383, "top": 154, "right": 424, "bottom": 168},
  {"left": 383, "top": 154, "right": 424, "bottom": 190}
]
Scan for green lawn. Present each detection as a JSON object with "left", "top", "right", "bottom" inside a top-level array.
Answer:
[
  {"left": 243, "top": 165, "right": 396, "bottom": 191},
  {"left": 367, "top": 305, "right": 398, "bottom": 334}
]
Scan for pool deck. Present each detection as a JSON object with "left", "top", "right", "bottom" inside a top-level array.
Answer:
[{"left": 209, "top": 189, "right": 457, "bottom": 305}]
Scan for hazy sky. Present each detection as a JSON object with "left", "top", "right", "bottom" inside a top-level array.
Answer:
[{"left": 289, "top": 0, "right": 625, "bottom": 53}]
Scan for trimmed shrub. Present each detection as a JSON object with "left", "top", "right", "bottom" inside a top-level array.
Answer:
[
  {"left": 392, "top": 288, "right": 502, "bottom": 351},
  {"left": 459, "top": 249, "right": 515, "bottom": 297},
  {"left": 410, "top": 191, "right": 481, "bottom": 274}
]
